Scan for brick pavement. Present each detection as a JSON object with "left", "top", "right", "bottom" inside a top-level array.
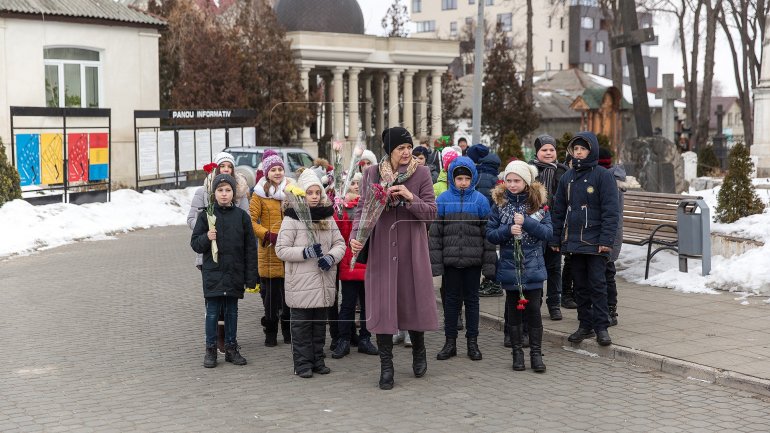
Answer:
[{"left": 2, "top": 225, "right": 770, "bottom": 432}]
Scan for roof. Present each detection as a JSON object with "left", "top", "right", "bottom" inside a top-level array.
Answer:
[
  {"left": 275, "top": 0, "right": 364, "bottom": 35},
  {"left": 0, "top": 0, "right": 166, "bottom": 27}
]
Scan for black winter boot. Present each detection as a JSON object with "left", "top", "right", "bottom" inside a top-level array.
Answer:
[
  {"left": 262, "top": 317, "right": 278, "bottom": 347},
  {"left": 203, "top": 347, "right": 217, "bottom": 368},
  {"left": 281, "top": 319, "right": 292, "bottom": 344},
  {"left": 357, "top": 336, "right": 379, "bottom": 355},
  {"left": 409, "top": 331, "right": 427, "bottom": 378},
  {"left": 609, "top": 305, "right": 618, "bottom": 327},
  {"left": 436, "top": 337, "right": 457, "bottom": 360},
  {"left": 375, "top": 334, "right": 394, "bottom": 390},
  {"left": 467, "top": 337, "right": 482, "bottom": 361},
  {"left": 331, "top": 339, "right": 350, "bottom": 359},
  {"left": 529, "top": 327, "right": 546, "bottom": 373},
  {"left": 225, "top": 343, "right": 247, "bottom": 365},
  {"left": 510, "top": 326, "right": 525, "bottom": 371}
]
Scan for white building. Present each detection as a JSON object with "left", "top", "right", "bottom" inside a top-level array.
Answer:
[{"left": 0, "top": 0, "right": 164, "bottom": 188}]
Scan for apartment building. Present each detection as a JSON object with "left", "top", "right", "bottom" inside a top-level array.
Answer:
[{"left": 409, "top": 0, "right": 658, "bottom": 88}]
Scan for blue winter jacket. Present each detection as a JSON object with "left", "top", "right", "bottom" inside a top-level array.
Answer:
[
  {"left": 476, "top": 153, "right": 501, "bottom": 206},
  {"left": 550, "top": 132, "right": 619, "bottom": 255},
  {"left": 486, "top": 184, "right": 553, "bottom": 291},
  {"left": 430, "top": 157, "right": 497, "bottom": 278}
]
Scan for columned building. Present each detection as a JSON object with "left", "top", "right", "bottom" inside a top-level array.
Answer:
[{"left": 275, "top": 0, "right": 459, "bottom": 158}]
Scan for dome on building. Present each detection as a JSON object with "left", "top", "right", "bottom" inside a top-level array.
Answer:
[{"left": 275, "top": 0, "right": 365, "bottom": 35}]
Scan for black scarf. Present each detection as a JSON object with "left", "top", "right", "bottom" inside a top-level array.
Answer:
[
  {"left": 531, "top": 159, "right": 558, "bottom": 196},
  {"left": 285, "top": 205, "right": 335, "bottom": 223}
]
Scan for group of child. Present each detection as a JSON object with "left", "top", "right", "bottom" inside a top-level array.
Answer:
[{"left": 190, "top": 130, "right": 622, "bottom": 377}]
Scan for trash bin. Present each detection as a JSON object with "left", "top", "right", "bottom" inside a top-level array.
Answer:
[{"left": 676, "top": 199, "right": 711, "bottom": 276}]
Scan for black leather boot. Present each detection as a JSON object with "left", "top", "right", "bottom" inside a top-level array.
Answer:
[
  {"left": 409, "top": 331, "right": 427, "bottom": 377},
  {"left": 203, "top": 347, "right": 217, "bottom": 368},
  {"left": 331, "top": 339, "right": 350, "bottom": 359},
  {"left": 529, "top": 327, "right": 546, "bottom": 373},
  {"left": 376, "top": 334, "right": 394, "bottom": 390},
  {"left": 262, "top": 317, "right": 278, "bottom": 347},
  {"left": 436, "top": 337, "right": 457, "bottom": 360},
  {"left": 467, "top": 337, "right": 482, "bottom": 361},
  {"left": 510, "top": 326, "right": 525, "bottom": 371},
  {"left": 225, "top": 343, "right": 247, "bottom": 365}
]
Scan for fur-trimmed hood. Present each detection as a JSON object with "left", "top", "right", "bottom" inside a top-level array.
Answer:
[{"left": 491, "top": 182, "right": 547, "bottom": 208}]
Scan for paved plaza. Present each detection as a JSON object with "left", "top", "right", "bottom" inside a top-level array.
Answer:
[{"left": 2, "top": 225, "right": 770, "bottom": 432}]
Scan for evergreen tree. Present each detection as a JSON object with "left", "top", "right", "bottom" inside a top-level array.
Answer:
[
  {"left": 237, "top": 0, "right": 310, "bottom": 145},
  {"left": 481, "top": 26, "right": 539, "bottom": 150},
  {"left": 697, "top": 144, "right": 721, "bottom": 176},
  {"left": 496, "top": 132, "right": 524, "bottom": 169},
  {"left": 0, "top": 138, "right": 22, "bottom": 206},
  {"left": 440, "top": 71, "right": 466, "bottom": 139},
  {"left": 381, "top": 0, "right": 410, "bottom": 37},
  {"left": 715, "top": 142, "right": 765, "bottom": 223},
  {"left": 555, "top": 132, "right": 573, "bottom": 163}
]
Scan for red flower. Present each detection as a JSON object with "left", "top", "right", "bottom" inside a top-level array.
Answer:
[
  {"left": 543, "top": 205, "right": 550, "bottom": 212},
  {"left": 203, "top": 162, "right": 217, "bottom": 174},
  {"left": 516, "top": 304, "right": 526, "bottom": 310}
]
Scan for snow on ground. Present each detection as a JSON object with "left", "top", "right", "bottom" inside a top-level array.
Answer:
[
  {"left": 2, "top": 188, "right": 196, "bottom": 258},
  {"left": 617, "top": 178, "right": 770, "bottom": 295}
]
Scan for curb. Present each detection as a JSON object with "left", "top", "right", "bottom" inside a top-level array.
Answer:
[{"left": 473, "top": 306, "right": 770, "bottom": 398}]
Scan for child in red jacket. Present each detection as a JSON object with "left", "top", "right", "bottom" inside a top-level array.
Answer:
[{"left": 331, "top": 172, "right": 379, "bottom": 358}]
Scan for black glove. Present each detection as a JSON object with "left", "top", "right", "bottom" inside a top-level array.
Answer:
[
  {"left": 317, "top": 254, "right": 335, "bottom": 271},
  {"left": 303, "top": 243, "right": 323, "bottom": 259}
]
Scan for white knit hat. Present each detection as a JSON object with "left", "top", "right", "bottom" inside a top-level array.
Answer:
[
  {"left": 500, "top": 160, "right": 539, "bottom": 186},
  {"left": 360, "top": 149, "right": 378, "bottom": 166},
  {"left": 298, "top": 168, "right": 327, "bottom": 199},
  {"left": 213, "top": 151, "right": 235, "bottom": 167},
  {"left": 351, "top": 172, "right": 363, "bottom": 183}
]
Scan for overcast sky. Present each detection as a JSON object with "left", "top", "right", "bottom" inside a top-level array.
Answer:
[{"left": 356, "top": 1, "right": 739, "bottom": 96}]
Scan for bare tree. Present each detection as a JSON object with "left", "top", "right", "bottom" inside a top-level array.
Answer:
[
  {"left": 524, "top": 0, "right": 534, "bottom": 104},
  {"left": 694, "top": 0, "right": 723, "bottom": 150},
  {"left": 381, "top": 0, "right": 410, "bottom": 37}
]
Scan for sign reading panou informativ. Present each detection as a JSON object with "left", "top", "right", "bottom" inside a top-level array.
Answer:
[{"left": 171, "top": 110, "right": 234, "bottom": 119}]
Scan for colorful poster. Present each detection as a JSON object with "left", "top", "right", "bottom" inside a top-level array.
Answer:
[
  {"left": 40, "top": 133, "right": 64, "bottom": 185},
  {"left": 89, "top": 133, "right": 109, "bottom": 181},
  {"left": 157, "top": 130, "right": 176, "bottom": 175},
  {"left": 138, "top": 130, "right": 158, "bottom": 177},
  {"left": 178, "top": 130, "right": 195, "bottom": 172},
  {"left": 15, "top": 134, "right": 41, "bottom": 186},
  {"left": 67, "top": 133, "right": 89, "bottom": 182}
]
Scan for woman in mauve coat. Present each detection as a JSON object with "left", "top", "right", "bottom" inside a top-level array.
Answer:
[{"left": 350, "top": 127, "right": 438, "bottom": 391}]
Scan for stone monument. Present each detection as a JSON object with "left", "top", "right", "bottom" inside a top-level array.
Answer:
[{"left": 751, "top": 15, "right": 770, "bottom": 177}]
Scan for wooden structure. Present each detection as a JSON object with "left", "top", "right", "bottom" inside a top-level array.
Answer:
[{"left": 570, "top": 87, "right": 629, "bottom": 155}]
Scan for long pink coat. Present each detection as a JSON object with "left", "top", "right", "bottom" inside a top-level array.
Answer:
[{"left": 352, "top": 164, "right": 439, "bottom": 335}]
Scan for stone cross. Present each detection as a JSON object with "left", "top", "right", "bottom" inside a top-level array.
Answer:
[
  {"left": 656, "top": 74, "right": 677, "bottom": 143},
  {"left": 613, "top": 0, "right": 656, "bottom": 137}
]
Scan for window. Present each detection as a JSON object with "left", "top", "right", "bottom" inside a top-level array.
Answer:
[
  {"left": 550, "top": 39, "right": 554, "bottom": 52},
  {"left": 442, "top": 0, "right": 457, "bottom": 10},
  {"left": 450, "top": 21, "right": 458, "bottom": 37},
  {"left": 486, "top": 0, "right": 494, "bottom": 5},
  {"left": 598, "top": 63, "right": 606, "bottom": 76},
  {"left": 548, "top": 16, "right": 552, "bottom": 28},
  {"left": 466, "top": 17, "right": 474, "bottom": 26},
  {"left": 498, "top": 13, "right": 512, "bottom": 32},
  {"left": 469, "top": 0, "right": 475, "bottom": 4},
  {"left": 561, "top": 40, "right": 565, "bottom": 52},
  {"left": 581, "top": 17, "right": 594, "bottom": 29},
  {"left": 623, "top": 65, "right": 629, "bottom": 77},
  {"left": 412, "top": 0, "right": 422, "bottom": 13},
  {"left": 644, "top": 65, "right": 650, "bottom": 78},
  {"left": 287, "top": 152, "right": 313, "bottom": 173},
  {"left": 582, "top": 63, "right": 593, "bottom": 74},
  {"left": 416, "top": 20, "right": 436, "bottom": 33},
  {"left": 596, "top": 40, "right": 605, "bottom": 54},
  {"left": 560, "top": 17, "right": 564, "bottom": 29},
  {"left": 727, "top": 113, "right": 733, "bottom": 126},
  {"left": 559, "top": 63, "right": 563, "bottom": 70},
  {"left": 44, "top": 47, "right": 101, "bottom": 108},
  {"left": 547, "top": 62, "right": 552, "bottom": 70},
  {"left": 585, "top": 40, "right": 592, "bottom": 52}
]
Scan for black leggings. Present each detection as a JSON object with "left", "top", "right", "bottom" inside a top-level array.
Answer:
[{"left": 505, "top": 289, "right": 543, "bottom": 330}]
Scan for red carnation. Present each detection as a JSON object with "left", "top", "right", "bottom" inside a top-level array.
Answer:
[{"left": 203, "top": 162, "right": 217, "bottom": 174}]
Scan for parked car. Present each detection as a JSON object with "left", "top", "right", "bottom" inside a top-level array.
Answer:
[{"left": 224, "top": 146, "right": 315, "bottom": 180}]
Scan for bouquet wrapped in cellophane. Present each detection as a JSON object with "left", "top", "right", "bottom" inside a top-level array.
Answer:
[
  {"left": 350, "top": 182, "right": 388, "bottom": 270},
  {"left": 284, "top": 184, "right": 316, "bottom": 245}
]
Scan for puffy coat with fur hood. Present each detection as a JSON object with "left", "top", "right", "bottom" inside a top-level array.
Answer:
[
  {"left": 486, "top": 183, "right": 553, "bottom": 291},
  {"left": 250, "top": 177, "right": 294, "bottom": 278},
  {"left": 275, "top": 200, "right": 346, "bottom": 309},
  {"left": 429, "top": 157, "right": 497, "bottom": 279}
]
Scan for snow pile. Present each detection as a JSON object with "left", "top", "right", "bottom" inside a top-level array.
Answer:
[
  {"left": 617, "top": 180, "right": 770, "bottom": 295},
  {"left": 1, "top": 188, "right": 196, "bottom": 258}
]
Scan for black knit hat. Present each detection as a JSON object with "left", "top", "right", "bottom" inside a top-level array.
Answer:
[
  {"left": 412, "top": 145, "right": 431, "bottom": 158},
  {"left": 452, "top": 165, "right": 472, "bottom": 179},
  {"left": 382, "top": 127, "right": 413, "bottom": 155},
  {"left": 533, "top": 134, "right": 556, "bottom": 152},
  {"left": 212, "top": 173, "right": 237, "bottom": 193}
]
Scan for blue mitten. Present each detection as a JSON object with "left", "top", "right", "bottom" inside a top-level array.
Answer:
[
  {"left": 318, "top": 254, "right": 335, "bottom": 271},
  {"left": 303, "top": 243, "right": 323, "bottom": 259}
]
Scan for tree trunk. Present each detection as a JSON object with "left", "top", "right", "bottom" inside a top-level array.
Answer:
[
  {"left": 688, "top": 1, "right": 703, "bottom": 150},
  {"left": 695, "top": 1, "right": 723, "bottom": 150}
]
